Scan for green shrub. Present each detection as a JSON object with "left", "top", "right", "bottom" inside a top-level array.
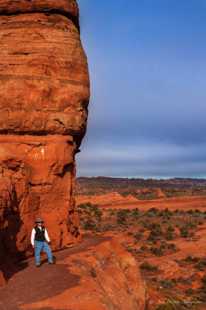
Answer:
[
  {"left": 151, "top": 246, "right": 164, "bottom": 256},
  {"left": 185, "top": 288, "right": 194, "bottom": 296},
  {"left": 133, "top": 232, "right": 143, "bottom": 242},
  {"left": 165, "top": 225, "right": 175, "bottom": 240},
  {"left": 130, "top": 208, "right": 139, "bottom": 219},
  {"left": 140, "top": 245, "right": 148, "bottom": 252},
  {"left": 201, "top": 274, "right": 206, "bottom": 286},
  {"left": 179, "top": 226, "right": 189, "bottom": 238},
  {"left": 155, "top": 300, "right": 182, "bottom": 310},
  {"left": 78, "top": 202, "right": 102, "bottom": 221},
  {"left": 116, "top": 209, "right": 129, "bottom": 225},
  {"left": 108, "top": 209, "right": 116, "bottom": 216},
  {"left": 140, "top": 261, "right": 158, "bottom": 272},
  {"left": 195, "top": 258, "right": 206, "bottom": 271},
  {"left": 147, "top": 223, "right": 163, "bottom": 241},
  {"left": 167, "top": 243, "right": 177, "bottom": 252},
  {"left": 82, "top": 220, "right": 97, "bottom": 231},
  {"left": 146, "top": 207, "right": 159, "bottom": 217},
  {"left": 184, "top": 255, "right": 200, "bottom": 263},
  {"left": 187, "top": 209, "right": 194, "bottom": 215}
]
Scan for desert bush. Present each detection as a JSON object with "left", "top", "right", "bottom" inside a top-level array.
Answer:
[
  {"left": 121, "top": 191, "right": 131, "bottom": 197},
  {"left": 174, "top": 209, "right": 180, "bottom": 214},
  {"left": 155, "top": 299, "right": 189, "bottom": 310},
  {"left": 116, "top": 209, "right": 130, "bottom": 225},
  {"left": 140, "top": 245, "right": 148, "bottom": 252},
  {"left": 133, "top": 232, "right": 143, "bottom": 242},
  {"left": 201, "top": 274, "right": 206, "bottom": 286},
  {"left": 185, "top": 288, "right": 194, "bottom": 296},
  {"left": 90, "top": 267, "right": 97, "bottom": 278},
  {"left": 179, "top": 226, "right": 189, "bottom": 238},
  {"left": 150, "top": 245, "right": 164, "bottom": 256},
  {"left": 126, "top": 246, "right": 140, "bottom": 255},
  {"left": 155, "top": 303, "right": 174, "bottom": 310},
  {"left": 138, "top": 192, "right": 156, "bottom": 200},
  {"left": 78, "top": 202, "right": 103, "bottom": 231},
  {"left": 159, "top": 208, "right": 173, "bottom": 219},
  {"left": 82, "top": 220, "right": 97, "bottom": 231},
  {"left": 167, "top": 243, "right": 177, "bottom": 251},
  {"left": 186, "top": 221, "right": 197, "bottom": 229},
  {"left": 140, "top": 261, "right": 158, "bottom": 272},
  {"left": 165, "top": 225, "right": 175, "bottom": 240},
  {"left": 141, "top": 220, "right": 150, "bottom": 229},
  {"left": 108, "top": 209, "right": 116, "bottom": 216},
  {"left": 196, "top": 275, "right": 206, "bottom": 302},
  {"left": 92, "top": 206, "right": 102, "bottom": 222},
  {"left": 184, "top": 255, "right": 200, "bottom": 263},
  {"left": 78, "top": 202, "right": 102, "bottom": 221},
  {"left": 145, "top": 207, "right": 160, "bottom": 218},
  {"left": 151, "top": 241, "right": 176, "bottom": 256},
  {"left": 147, "top": 223, "right": 163, "bottom": 241},
  {"left": 101, "top": 224, "right": 114, "bottom": 231},
  {"left": 130, "top": 208, "right": 139, "bottom": 219},
  {"left": 195, "top": 258, "right": 206, "bottom": 271},
  {"left": 187, "top": 209, "right": 194, "bottom": 215},
  {"left": 78, "top": 202, "right": 91, "bottom": 210}
]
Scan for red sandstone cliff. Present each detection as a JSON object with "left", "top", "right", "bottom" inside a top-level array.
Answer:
[{"left": 0, "top": 0, "right": 90, "bottom": 284}]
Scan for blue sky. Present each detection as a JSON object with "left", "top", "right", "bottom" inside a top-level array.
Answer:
[{"left": 76, "top": 0, "right": 206, "bottom": 178}]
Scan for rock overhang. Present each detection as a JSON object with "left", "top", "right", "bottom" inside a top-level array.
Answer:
[
  {"left": 0, "top": 0, "right": 90, "bottom": 148},
  {"left": 0, "top": 0, "right": 79, "bottom": 22}
]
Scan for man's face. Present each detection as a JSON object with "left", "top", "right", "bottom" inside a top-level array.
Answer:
[{"left": 37, "top": 222, "right": 43, "bottom": 227}]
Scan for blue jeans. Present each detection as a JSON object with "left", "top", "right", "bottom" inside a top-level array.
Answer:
[{"left": 34, "top": 241, "right": 53, "bottom": 265}]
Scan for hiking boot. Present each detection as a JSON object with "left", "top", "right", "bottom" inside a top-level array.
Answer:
[
  {"left": 36, "top": 264, "right": 41, "bottom": 267},
  {"left": 48, "top": 256, "right": 56, "bottom": 264}
]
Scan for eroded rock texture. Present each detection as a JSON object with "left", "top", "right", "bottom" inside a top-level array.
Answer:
[
  {"left": 0, "top": 0, "right": 90, "bottom": 283},
  {"left": 0, "top": 237, "right": 146, "bottom": 310}
]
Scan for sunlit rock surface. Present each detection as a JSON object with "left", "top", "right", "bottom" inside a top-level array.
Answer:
[{"left": 0, "top": 0, "right": 90, "bottom": 284}]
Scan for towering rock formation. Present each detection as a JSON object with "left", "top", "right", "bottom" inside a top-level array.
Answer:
[{"left": 0, "top": 0, "right": 90, "bottom": 280}]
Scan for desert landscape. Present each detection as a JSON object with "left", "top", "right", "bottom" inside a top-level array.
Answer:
[
  {"left": 75, "top": 177, "right": 206, "bottom": 309},
  {"left": 2, "top": 176, "right": 206, "bottom": 309}
]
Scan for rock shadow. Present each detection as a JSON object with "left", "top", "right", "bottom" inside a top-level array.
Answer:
[
  {"left": 0, "top": 181, "right": 28, "bottom": 281},
  {"left": 0, "top": 262, "right": 80, "bottom": 310}
]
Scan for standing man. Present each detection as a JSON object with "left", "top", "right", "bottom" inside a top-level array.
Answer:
[{"left": 31, "top": 218, "right": 54, "bottom": 267}]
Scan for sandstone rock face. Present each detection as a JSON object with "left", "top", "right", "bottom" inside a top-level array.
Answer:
[
  {"left": 0, "top": 271, "right": 5, "bottom": 287},
  {"left": 0, "top": 0, "right": 79, "bottom": 18},
  {"left": 26, "top": 238, "right": 146, "bottom": 310},
  {"left": 0, "top": 237, "right": 146, "bottom": 309},
  {"left": 0, "top": 0, "right": 90, "bottom": 284}
]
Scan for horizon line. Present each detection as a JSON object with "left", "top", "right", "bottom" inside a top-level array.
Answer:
[{"left": 77, "top": 175, "right": 206, "bottom": 180}]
